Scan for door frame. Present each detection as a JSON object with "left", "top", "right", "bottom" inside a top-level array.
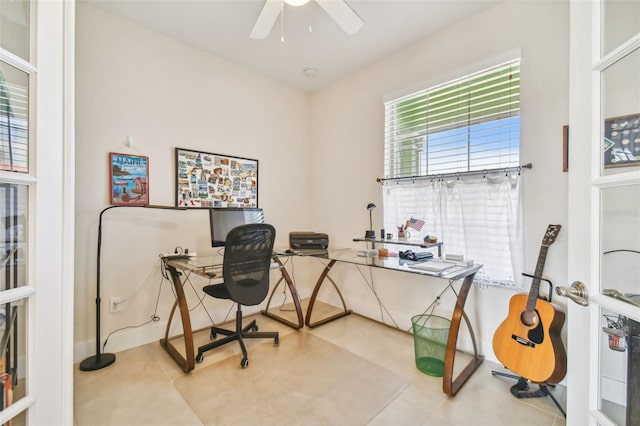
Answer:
[{"left": 35, "top": 1, "right": 76, "bottom": 424}]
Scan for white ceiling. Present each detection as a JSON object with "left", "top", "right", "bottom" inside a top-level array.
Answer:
[{"left": 88, "top": 0, "right": 501, "bottom": 92}]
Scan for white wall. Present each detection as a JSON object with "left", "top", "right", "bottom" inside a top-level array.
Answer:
[
  {"left": 308, "top": 0, "right": 570, "bottom": 362},
  {"left": 74, "top": 4, "right": 312, "bottom": 359},
  {"left": 74, "top": 1, "right": 572, "bottom": 368}
]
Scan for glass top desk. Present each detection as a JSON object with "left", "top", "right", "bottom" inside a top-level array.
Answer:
[
  {"left": 161, "top": 249, "right": 483, "bottom": 396},
  {"left": 160, "top": 253, "right": 301, "bottom": 373},
  {"left": 301, "top": 248, "right": 483, "bottom": 397}
]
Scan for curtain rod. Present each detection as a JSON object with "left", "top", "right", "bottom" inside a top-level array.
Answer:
[{"left": 377, "top": 163, "right": 532, "bottom": 184}]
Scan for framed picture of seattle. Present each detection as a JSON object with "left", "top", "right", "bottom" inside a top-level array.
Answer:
[{"left": 174, "top": 147, "right": 258, "bottom": 208}]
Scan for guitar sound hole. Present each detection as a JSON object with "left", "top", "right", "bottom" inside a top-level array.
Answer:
[{"left": 520, "top": 310, "right": 538, "bottom": 327}]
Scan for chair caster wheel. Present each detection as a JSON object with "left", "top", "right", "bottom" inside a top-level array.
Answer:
[
  {"left": 210, "top": 332, "right": 216, "bottom": 340},
  {"left": 241, "top": 358, "right": 249, "bottom": 368},
  {"left": 196, "top": 353, "right": 204, "bottom": 363},
  {"left": 274, "top": 336, "right": 280, "bottom": 346},
  {"left": 252, "top": 325, "right": 259, "bottom": 332}
]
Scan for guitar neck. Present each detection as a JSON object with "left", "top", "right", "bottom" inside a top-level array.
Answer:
[{"left": 526, "top": 245, "right": 549, "bottom": 310}]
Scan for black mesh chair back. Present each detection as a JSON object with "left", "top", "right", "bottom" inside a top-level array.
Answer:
[
  {"left": 223, "top": 223, "right": 276, "bottom": 306},
  {"left": 196, "top": 222, "right": 279, "bottom": 367}
]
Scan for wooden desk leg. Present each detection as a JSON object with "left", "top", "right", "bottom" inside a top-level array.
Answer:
[
  {"left": 159, "top": 265, "right": 195, "bottom": 373},
  {"left": 261, "top": 257, "right": 304, "bottom": 329},
  {"left": 442, "top": 272, "right": 484, "bottom": 396},
  {"left": 305, "top": 260, "right": 352, "bottom": 328}
]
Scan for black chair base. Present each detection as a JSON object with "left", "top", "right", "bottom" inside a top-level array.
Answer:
[{"left": 196, "top": 304, "right": 279, "bottom": 368}]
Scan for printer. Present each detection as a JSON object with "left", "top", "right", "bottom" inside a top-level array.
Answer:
[{"left": 289, "top": 232, "right": 329, "bottom": 250}]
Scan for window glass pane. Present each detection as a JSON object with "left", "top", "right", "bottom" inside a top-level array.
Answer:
[
  {"left": 600, "top": 307, "right": 639, "bottom": 425},
  {"left": 600, "top": 184, "right": 640, "bottom": 300},
  {"left": 0, "top": 297, "right": 27, "bottom": 420},
  {"left": 0, "top": 62, "right": 29, "bottom": 174},
  {"left": 0, "top": 0, "right": 29, "bottom": 61},
  {"left": 603, "top": 0, "right": 640, "bottom": 56},
  {"left": 602, "top": 47, "right": 640, "bottom": 176},
  {"left": 0, "top": 184, "right": 28, "bottom": 289}
]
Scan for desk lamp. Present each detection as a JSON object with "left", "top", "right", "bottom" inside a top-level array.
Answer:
[{"left": 364, "top": 203, "right": 376, "bottom": 239}]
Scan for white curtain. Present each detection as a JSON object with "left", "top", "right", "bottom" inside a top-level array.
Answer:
[{"left": 383, "top": 174, "right": 524, "bottom": 288}]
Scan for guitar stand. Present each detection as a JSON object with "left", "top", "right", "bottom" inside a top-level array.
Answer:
[
  {"left": 491, "top": 370, "right": 566, "bottom": 418},
  {"left": 491, "top": 272, "right": 566, "bottom": 418}
]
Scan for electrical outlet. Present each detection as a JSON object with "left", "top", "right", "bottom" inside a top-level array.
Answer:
[{"left": 109, "top": 297, "right": 123, "bottom": 313}]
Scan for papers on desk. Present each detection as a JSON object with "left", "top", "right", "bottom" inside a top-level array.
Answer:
[
  {"left": 408, "top": 259, "right": 474, "bottom": 276},
  {"left": 409, "top": 261, "right": 455, "bottom": 274}
]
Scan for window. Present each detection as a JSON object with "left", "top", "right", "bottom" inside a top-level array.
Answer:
[
  {"left": 382, "top": 59, "right": 524, "bottom": 288},
  {"left": 384, "top": 59, "right": 520, "bottom": 178}
]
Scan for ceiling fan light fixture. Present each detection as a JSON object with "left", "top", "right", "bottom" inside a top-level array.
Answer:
[
  {"left": 284, "top": 0, "right": 310, "bottom": 6},
  {"left": 251, "top": 0, "right": 364, "bottom": 40}
]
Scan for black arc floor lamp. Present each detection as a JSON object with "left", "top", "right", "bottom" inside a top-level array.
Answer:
[{"left": 79, "top": 204, "right": 186, "bottom": 371}]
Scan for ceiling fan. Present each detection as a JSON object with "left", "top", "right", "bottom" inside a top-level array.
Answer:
[{"left": 250, "top": 0, "right": 364, "bottom": 40}]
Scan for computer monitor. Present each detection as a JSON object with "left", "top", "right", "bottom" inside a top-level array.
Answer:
[{"left": 209, "top": 208, "right": 264, "bottom": 247}]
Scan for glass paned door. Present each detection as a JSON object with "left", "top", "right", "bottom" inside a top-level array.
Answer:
[
  {"left": 592, "top": 1, "right": 640, "bottom": 424},
  {"left": 565, "top": 1, "right": 640, "bottom": 425},
  {"left": 0, "top": 0, "right": 33, "bottom": 424}
]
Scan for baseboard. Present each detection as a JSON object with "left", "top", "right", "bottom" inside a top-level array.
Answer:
[{"left": 74, "top": 320, "right": 168, "bottom": 364}]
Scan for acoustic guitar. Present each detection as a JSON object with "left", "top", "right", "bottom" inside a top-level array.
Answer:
[{"left": 492, "top": 224, "right": 567, "bottom": 384}]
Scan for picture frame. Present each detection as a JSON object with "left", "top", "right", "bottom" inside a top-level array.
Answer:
[
  {"left": 175, "top": 147, "right": 258, "bottom": 208},
  {"left": 603, "top": 113, "right": 640, "bottom": 168},
  {"left": 109, "top": 152, "right": 149, "bottom": 206}
]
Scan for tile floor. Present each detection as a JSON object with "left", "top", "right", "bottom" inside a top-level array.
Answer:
[{"left": 74, "top": 307, "right": 567, "bottom": 426}]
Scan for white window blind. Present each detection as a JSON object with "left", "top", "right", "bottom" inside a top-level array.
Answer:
[
  {"left": 382, "top": 59, "right": 524, "bottom": 288},
  {"left": 384, "top": 59, "right": 520, "bottom": 179}
]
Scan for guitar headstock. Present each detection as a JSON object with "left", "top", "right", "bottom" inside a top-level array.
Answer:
[{"left": 542, "top": 224, "right": 561, "bottom": 246}]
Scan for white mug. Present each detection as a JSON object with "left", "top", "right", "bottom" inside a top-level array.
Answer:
[{"left": 398, "top": 230, "right": 411, "bottom": 240}]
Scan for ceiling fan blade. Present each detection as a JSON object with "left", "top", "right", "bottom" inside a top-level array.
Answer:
[
  {"left": 316, "top": 0, "right": 364, "bottom": 35},
  {"left": 250, "top": 0, "right": 283, "bottom": 39}
]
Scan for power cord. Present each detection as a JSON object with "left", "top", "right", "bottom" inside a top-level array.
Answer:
[
  {"left": 103, "top": 254, "right": 218, "bottom": 351},
  {"left": 409, "top": 282, "right": 458, "bottom": 333},
  {"left": 279, "top": 256, "right": 296, "bottom": 312},
  {"left": 102, "top": 266, "right": 166, "bottom": 351},
  {"left": 355, "top": 264, "right": 400, "bottom": 328}
]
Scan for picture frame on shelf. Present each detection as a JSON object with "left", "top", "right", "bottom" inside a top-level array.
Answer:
[{"left": 109, "top": 152, "right": 149, "bottom": 206}]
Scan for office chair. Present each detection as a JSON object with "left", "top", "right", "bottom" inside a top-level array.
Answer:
[{"left": 196, "top": 223, "right": 279, "bottom": 368}]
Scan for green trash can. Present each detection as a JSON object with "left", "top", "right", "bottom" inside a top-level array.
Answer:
[{"left": 411, "top": 314, "right": 450, "bottom": 377}]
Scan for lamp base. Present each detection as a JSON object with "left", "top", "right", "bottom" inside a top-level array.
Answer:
[
  {"left": 364, "top": 230, "right": 376, "bottom": 239},
  {"left": 79, "top": 353, "right": 116, "bottom": 371}
]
